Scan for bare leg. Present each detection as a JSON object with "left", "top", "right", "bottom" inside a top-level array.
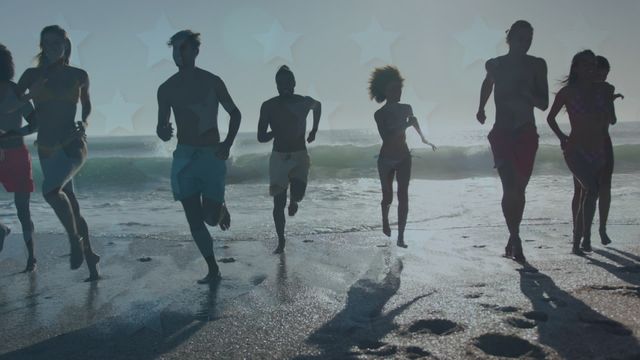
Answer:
[
  {"left": 598, "top": 171, "right": 613, "bottom": 245},
  {"left": 181, "top": 194, "right": 220, "bottom": 283},
  {"left": 44, "top": 186, "right": 84, "bottom": 270},
  {"left": 396, "top": 157, "right": 411, "bottom": 248},
  {"left": 571, "top": 177, "right": 581, "bottom": 239},
  {"left": 377, "top": 161, "right": 394, "bottom": 238},
  {"left": 497, "top": 164, "right": 526, "bottom": 261},
  {"left": 288, "top": 179, "right": 307, "bottom": 217},
  {"left": 63, "top": 183, "right": 99, "bottom": 280},
  {"left": 273, "top": 189, "right": 287, "bottom": 254},
  {"left": 14, "top": 192, "right": 36, "bottom": 272}
]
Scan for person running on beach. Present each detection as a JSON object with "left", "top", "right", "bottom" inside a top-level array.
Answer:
[
  {"left": 476, "top": 20, "right": 548, "bottom": 262},
  {"left": 157, "top": 30, "right": 240, "bottom": 283},
  {"left": 257, "top": 65, "right": 320, "bottom": 254},
  {"left": 0, "top": 44, "right": 38, "bottom": 272},
  {"left": 16, "top": 25, "right": 100, "bottom": 281},
  {"left": 570, "top": 55, "right": 622, "bottom": 247},
  {"left": 547, "top": 50, "right": 615, "bottom": 256},
  {"left": 369, "top": 65, "right": 436, "bottom": 248}
]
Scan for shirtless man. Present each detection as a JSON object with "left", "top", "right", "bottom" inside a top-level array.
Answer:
[
  {"left": 157, "top": 30, "right": 241, "bottom": 283},
  {"left": 476, "top": 20, "right": 549, "bottom": 262},
  {"left": 257, "top": 66, "right": 320, "bottom": 254}
]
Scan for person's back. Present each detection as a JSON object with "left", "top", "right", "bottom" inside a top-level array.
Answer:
[{"left": 561, "top": 82, "right": 612, "bottom": 153}]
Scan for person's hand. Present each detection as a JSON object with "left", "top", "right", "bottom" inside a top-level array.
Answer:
[
  {"left": 614, "top": 93, "right": 624, "bottom": 101},
  {"left": 72, "top": 121, "right": 87, "bottom": 138},
  {"left": 476, "top": 109, "right": 486, "bottom": 124},
  {"left": 422, "top": 137, "right": 437, "bottom": 151},
  {"left": 215, "top": 141, "right": 231, "bottom": 160},
  {"left": 156, "top": 123, "right": 173, "bottom": 141},
  {"left": 307, "top": 129, "right": 317, "bottom": 143}
]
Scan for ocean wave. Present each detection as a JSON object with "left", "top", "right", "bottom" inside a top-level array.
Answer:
[{"left": 24, "top": 144, "right": 640, "bottom": 190}]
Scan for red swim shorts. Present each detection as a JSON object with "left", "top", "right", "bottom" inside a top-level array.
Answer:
[
  {"left": 0, "top": 145, "right": 35, "bottom": 193},
  {"left": 488, "top": 125, "right": 539, "bottom": 181}
]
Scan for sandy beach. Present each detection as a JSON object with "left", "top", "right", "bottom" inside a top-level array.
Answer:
[{"left": 1, "top": 174, "right": 639, "bottom": 359}]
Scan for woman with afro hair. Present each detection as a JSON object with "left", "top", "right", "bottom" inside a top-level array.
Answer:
[{"left": 369, "top": 65, "right": 436, "bottom": 248}]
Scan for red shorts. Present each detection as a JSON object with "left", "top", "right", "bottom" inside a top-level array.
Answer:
[
  {"left": 488, "top": 125, "right": 539, "bottom": 181},
  {"left": 0, "top": 145, "right": 35, "bottom": 193}
]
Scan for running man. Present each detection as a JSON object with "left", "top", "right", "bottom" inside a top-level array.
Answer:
[
  {"left": 157, "top": 30, "right": 240, "bottom": 283},
  {"left": 257, "top": 65, "right": 320, "bottom": 254},
  {"left": 476, "top": 20, "right": 549, "bottom": 262}
]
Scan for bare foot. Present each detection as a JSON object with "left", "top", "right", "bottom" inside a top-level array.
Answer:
[
  {"left": 23, "top": 258, "right": 37, "bottom": 273},
  {"left": 288, "top": 202, "right": 298, "bottom": 217},
  {"left": 599, "top": 228, "right": 612, "bottom": 245},
  {"left": 197, "top": 270, "right": 221, "bottom": 284},
  {"left": 70, "top": 236, "right": 85, "bottom": 270},
  {"left": 85, "top": 252, "right": 100, "bottom": 281},
  {"left": 219, "top": 204, "right": 231, "bottom": 231},
  {"left": 382, "top": 219, "right": 391, "bottom": 237},
  {"left": 397, "top": 238, "right": 408, "bottom": 248}
]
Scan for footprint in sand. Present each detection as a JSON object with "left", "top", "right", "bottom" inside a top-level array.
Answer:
[
  {"left": 405, "top": 346, "right": 431, "bottom": 359},
  {"left": 356, "top": 341, "right": 398, "bottom": 356},
  {"left": 535, "top": 245, "right": 552, "bottom": 249},
  {"left": 303, "top": 239, "right": 314, "bottom": 243},
  {"left": 523, "top": 311, "right": 548, "bottom": 322},
  {"left": 589, "top": 285, "right": 640, "bottom": 298},
  {"left": 472, "top": 333, "right": 545, "bottom": 358},
  {"left": 376, "top": 244, "right": 389, "bottom": 248},
  {"left": 407, "top": 319, "right": 463, "bottom": 336},
  {"left": 470, "top": 283, "right": 487, "bottom": 288},
  {"left": 524, "top": 239, "right": 535, "bottom": 242},
  {"left": 480, "top": 304, "right": 520, "bottom": 313},
  {"left": 251, "top": 275, "right": 267, "bottom": 286},
  {"left": 462, "top": 235, "right": 469, "bottom": 238},
  {"left": 472, "top": 245, "right": 486, "bottom": 249},
  {"left": 505, "top": 317, "right": 537, "bottom": 329},
  {"left": 219, "top": 258, "right": 236, "bottom": 263},
  {"left": 137, "top": 257, "right": 152, "bottom": 262},
  {"left": 464, "top": 293, "right": 483, "bottom": 299}
]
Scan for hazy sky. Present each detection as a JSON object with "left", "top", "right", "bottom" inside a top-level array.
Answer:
[{"left": 1, "top": 0, "right": 638, "bottom": 136}]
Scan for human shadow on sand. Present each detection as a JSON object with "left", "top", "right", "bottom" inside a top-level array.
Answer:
[
  {"left": 519, "top": 266, "right": 640, "bottom": 359},
  {"left": 0, "top": 281, "right": 221, "bottom": 360},
  {"left": 295, "top": 258, "right": 433, "bottom": 359}
]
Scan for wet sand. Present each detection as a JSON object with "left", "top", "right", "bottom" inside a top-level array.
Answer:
[{"left": 1, "top": 176, "right": 639, "bottom": 359}]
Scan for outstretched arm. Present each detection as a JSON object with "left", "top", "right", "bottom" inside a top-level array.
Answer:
[
  {"left": 546, "top": 89, "right": 568, "bottom": 149},
  {"left": 257, "top": 102, "right": 273, "bottom": 143},
  {"left": 156, "top": 85, "right": 173, "bottom": 141},
  {"left": 307, "top": 98, "right": 321, "bottom": 143},
  {"left": 215, "top": 78, "right": 241, "bottom": 160}
]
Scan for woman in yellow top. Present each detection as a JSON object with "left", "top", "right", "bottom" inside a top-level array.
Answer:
[{"left": 17, "top": 25, "right": 99, "bottom": 281}]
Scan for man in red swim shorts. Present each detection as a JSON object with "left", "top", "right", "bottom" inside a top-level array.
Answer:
[{"left": 476, "top": 20, "right": 549, "bottom": 263}]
